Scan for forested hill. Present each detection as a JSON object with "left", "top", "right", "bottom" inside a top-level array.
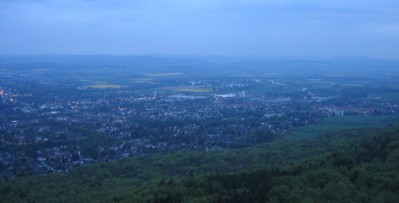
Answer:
[{"left": 1, "top": 126, "right": 399, "bottom": 202}]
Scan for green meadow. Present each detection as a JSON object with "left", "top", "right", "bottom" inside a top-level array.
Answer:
[
  {"left": 87, "top": 84, "right": 124, "bottom": 89},
  {"left": 285, "top": 115, "right": 399, "bottom": 140},
  {"left": 158, "top": 86, "right": 213, "bottom": 93},
  {"left": 145, "top": 73, "right": 184, "bottom": 77}
]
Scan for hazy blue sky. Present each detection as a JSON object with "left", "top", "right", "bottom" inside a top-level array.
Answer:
[{"left": 0, "top": 0, "right": 398, "bottom": 58}]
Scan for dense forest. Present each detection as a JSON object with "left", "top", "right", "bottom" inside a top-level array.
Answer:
[{"left": 1, "top": 125, "right": 398, "bottom": 202}]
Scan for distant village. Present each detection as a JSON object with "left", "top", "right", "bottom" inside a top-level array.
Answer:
[{"left": 1, "top": 73, "right": 398, "bottom": 179}]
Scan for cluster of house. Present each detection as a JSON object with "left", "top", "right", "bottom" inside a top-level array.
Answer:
[{"left": 1, "top": 77, "right": 398, "bottom": 179}]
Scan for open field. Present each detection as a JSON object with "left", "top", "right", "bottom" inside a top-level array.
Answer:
[
  {"left": 284, "top": 115, "right": 399, "bottom": 140},
  {"left": 229, "top": 73, "right": 256, "bottom": 77},
  {"left": 87, "top": 84, "right": 124, "bottom": 89},
  {"left": 129, "top": 78, "right": 154, "bottom": 84},
  {"left": 263, "top": 72, "right": 285, "bottom": 76},
  {"left": 341, "top": 83, "right": 365, "bottom": 87},
  {"left": 325, "top": 74, "right": 344, "bottom": 77},
  {"left": 158, "top": 86, "right": 213, "bottom": 93},
  {"left": 381, "top": 93, "right": 399, "bottom": 101},
  {"left": 309, "top": 80, "right": 337, "bottom": 85},
  {"left": 145, "top": 72, "right": 183, "bottom": 77},
  {"left": 32, "top": 68, "right": 50, "bottom": 72}
]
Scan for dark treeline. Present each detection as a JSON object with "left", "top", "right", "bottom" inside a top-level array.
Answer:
[
  {"left": 148, "top": 126, "right": 399, "bottom": 203},
  {"left": 1, "top": 126, "right": 398, "bottom": 202}
]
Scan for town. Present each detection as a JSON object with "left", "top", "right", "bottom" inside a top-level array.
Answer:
[{"left": 1, "top": 66, "right": 398, "bottom": 179}]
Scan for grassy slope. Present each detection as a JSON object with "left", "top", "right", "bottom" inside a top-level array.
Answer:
[{"left": 284, "top": 115, "right": 399, "bottom": 140}]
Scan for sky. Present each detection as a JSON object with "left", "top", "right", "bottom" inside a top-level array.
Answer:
[{"left": 0, "top": 0, "right": 398, "bottom": 59}]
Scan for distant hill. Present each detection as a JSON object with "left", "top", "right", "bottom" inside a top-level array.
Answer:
[
  {"left": 1, "top": 125, "right": 398, "bottom": 202},
  {"left": 1, "top": 55, "right": 398, "bottom": 75},
  {"left": 0, "top": 55, "right": 212, "bottom": 73}
]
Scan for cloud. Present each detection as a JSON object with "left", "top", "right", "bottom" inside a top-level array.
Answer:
[
  {"left": 0, "top": 0, "right": 398, "bottom": 58},
  {"left": 366, "top": 23, "right": 399, "bottom": 36}
]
